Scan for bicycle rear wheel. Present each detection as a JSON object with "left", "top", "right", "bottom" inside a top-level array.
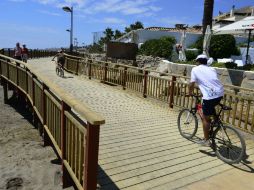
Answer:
[
  {"left": 56, "top": 67, "right": 59, "bottom": 76},
  {"left": 177, "top": 109, "right": 198, "bottom": 139},
  {"left": 214, "top": 125, "right": 246, "bottom": 164},
  {"left": 60, "top": 68, "right": 64, "bottom": 77}
]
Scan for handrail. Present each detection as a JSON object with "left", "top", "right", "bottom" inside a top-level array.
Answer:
[
  {"left": 0, "top": 54, "right": 105, "bottom": 125},
  {"left": 64, "top": 53, "right": 254, "bottom": 92},
  {"left": 62, "top": 53, "right": 254, "bottom": 134},
  {"left": 35, "top": 74, "right": 105, "bottom": 125},
  {"left": 0, "top": 53, "right": 105, "bottom": 190}
]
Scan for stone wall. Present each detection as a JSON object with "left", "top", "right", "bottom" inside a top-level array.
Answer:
[{"left": 166, "top": 62, "right": 254, "bottom": 92}]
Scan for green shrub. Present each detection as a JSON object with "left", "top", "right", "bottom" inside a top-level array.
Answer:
[
  {"left": 237, "top": 64, "right": 254, "bottom": 71},
  {"left": 139, "top": 36, "right": 176, "bottom": 58},
  {"left": 87, "top": 43, "right": 103, "bottom": 53},
  {"left": 211, "top": 62, "right": 237, "bottom": 69},
  {"left": 191, "top": 34, "right": 240, "bottom": 59},
  {"left": 185, "top": 50, "right": 198, "bottom": 61}
]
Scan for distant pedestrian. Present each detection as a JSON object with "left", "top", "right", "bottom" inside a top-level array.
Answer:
[
  {"left": 14, "top": 42, "right": 22, "bottom": 61},
  {"left": 21, "top": 44, "right": 29, "bottom": 63}
]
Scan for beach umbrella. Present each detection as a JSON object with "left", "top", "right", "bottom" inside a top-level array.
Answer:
[
  {"left": 179, "top": 30, "right": 186, "bottom": 61},
  {"left": 213, "top": 16, "right": 254, "bottom": 64},
  {"left": 203, "top": 25, "right": 212, "bottom": 57}
]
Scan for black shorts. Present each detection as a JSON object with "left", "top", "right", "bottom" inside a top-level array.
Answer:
[{"left": 202, "top": 97, "right": 223, "bottom": 116}]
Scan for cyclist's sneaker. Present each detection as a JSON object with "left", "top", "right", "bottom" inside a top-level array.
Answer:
[{"left": 197, "top": 139, "right": 211, "bottom": 147}]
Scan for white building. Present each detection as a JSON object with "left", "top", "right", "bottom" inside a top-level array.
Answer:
[
  {"left": 115, "top": 6, "right": 254, "bottom": 48},
  {"left": 115, "top": 26, "right": 202, "bottom": 48},
  {"left": 213, "top": 6, "right": 254, "bottom": 30}
]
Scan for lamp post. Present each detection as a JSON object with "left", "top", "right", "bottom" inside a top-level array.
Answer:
[
  {"left": 66, "top": 29, "right": 71, "bottom": 50},
  {"left": 62, "top": 6, "right": 73, "bottom": 52}
]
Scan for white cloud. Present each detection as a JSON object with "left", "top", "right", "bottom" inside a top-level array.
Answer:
[
  {"left": 8, "top": 0, "right": 26, "bottom": 2},
  {"left": 103, "top": 17, "right": 125, "bottom": 24},
  {"left": 37, "top": 10, "right": 61, "bottom": 16},
  {"left": 19, "top": 0, "right": 161, "bottom": 17},
  {"left": 33, "top": 0, "right": 88, "bottom": 8},
  {"left": 84, "top": 0, "right": 161, "bottom": 16},
  {"left": 1, "top": 23, "right": 58, "bottom": 34}
]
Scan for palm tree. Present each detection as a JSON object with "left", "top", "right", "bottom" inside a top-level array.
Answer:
[
  {"left": 114, "top": 30, "right": 123, "bottom": 40},
  {"left": 125, "top": 21, "right": 144, "bottom": 33},
  {"left": 202, "top": 0, "right": 214, "bottom": 35}
]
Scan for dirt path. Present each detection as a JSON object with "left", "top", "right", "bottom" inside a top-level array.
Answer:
[{"left": 0, "top": 86, "right": 73, "bottom": 190}]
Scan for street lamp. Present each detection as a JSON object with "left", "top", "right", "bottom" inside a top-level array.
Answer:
[
  {"left": 62, "top": 6, "right": 73, "bottom": 52},
  {"left": 66, "top": 29, "right": 71, "bottom": 50}
]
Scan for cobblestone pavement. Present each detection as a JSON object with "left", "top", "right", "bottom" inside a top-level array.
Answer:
[{"left": 28, "top": 58, "right": 254, "bottom": 190}]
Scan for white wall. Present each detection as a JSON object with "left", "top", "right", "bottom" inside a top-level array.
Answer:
[{"left": 134, "top": 30, "right": 201, "bottom": 47}]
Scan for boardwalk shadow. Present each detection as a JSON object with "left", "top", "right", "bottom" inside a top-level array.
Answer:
[
  {"left": 230, "top": 154, "right": 254, "bottom": 173},
  {"left": 199, "top": 148, "right": 254, "bottom": 173},
  {"left": 7, "top": 94, "right": 33, "bottom": 124},
  {"left": 63, "top": 76, "right": 74, "bottom": 79},
  {"left": 97, "top": 165, "right": 120, "bottom": 190}
]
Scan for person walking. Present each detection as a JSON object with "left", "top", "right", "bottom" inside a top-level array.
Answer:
[
  {"left": 21, "top": 44, "right": 29, "bottom": 63},
  {"left": 14, "top": 42, "right": 22, "bottom": 61}
]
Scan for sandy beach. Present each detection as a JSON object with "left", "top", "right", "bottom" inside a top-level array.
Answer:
[{"left": 0, "top": 86, "right": 73, "bottom": 190}]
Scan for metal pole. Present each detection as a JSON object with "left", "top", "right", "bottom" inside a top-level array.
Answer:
[
  {"left": 245, "top": 29, "right": 251, "bottom": 65},
  {"left": 70, "top": 7, "right": 73, "bottom": 52}
]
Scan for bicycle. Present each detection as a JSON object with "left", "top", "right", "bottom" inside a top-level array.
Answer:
[
  {"left": 177, "top": 94, "right": 246, "bottom": 164},
  {"left": 52, "top": 59, "right": 64, "bottom": 78}
]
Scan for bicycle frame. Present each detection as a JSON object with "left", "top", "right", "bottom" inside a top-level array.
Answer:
[{"left": 189, "top": 96, "right": 204, "bottom": 120}]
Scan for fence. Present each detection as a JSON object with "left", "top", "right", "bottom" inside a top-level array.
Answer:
[
  {"left": 0, "top": 54, "right": 105, "bottom": 190},
  {"left": 63, "top": 53, "right": 254, "bottom": 134},
  {"left": 1, "top": 48, "right": 57, "bottom": 58}
]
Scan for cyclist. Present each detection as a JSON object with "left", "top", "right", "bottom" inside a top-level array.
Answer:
[
  {"left": 52, "top": 49, "right": 65, "bottom": 69},
  {"left": 189, "top": 54, "right": 224, "bottom": 146}
]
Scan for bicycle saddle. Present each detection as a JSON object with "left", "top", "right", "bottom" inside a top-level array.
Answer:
[{"left": 219, "top": 104, "right": 232, "bottom": 110}]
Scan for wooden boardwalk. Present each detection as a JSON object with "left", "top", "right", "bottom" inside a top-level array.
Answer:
[{"left": 29, "top": 58, "right": 254, "bottom": 190}]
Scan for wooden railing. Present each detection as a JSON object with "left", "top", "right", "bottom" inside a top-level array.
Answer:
[
  {"left": 1, "top": 48, "right": 57, "bottom": 59},
  {"left": 63, "top": 53, "right": 254, "bottom": 134},
  {"left": 0, "top": 54, "right": 105, "bottom": 190}
]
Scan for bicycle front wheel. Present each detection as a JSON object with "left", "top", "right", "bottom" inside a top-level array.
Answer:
[
  {"left": 214, "top": 125, "right": 246, "bottom": 164},
  {"left": 177, "top": 109, "right": 198, "bottom": 139}
]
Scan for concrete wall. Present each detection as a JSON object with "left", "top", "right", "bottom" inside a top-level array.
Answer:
[{"left": 166, "top": 62, "right": 254, "bottom": 91}]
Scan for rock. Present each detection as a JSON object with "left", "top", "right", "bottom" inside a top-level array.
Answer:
[
  {"left": 244, "top": 71, "right": 254, "bottom": 80},
  {"left": 156, "top": 60, "right": 171, "bottom": 75}
]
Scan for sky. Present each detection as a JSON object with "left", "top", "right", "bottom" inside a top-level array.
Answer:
[{"left": 0, "top": 0, "right": 253, "bottom": 49}]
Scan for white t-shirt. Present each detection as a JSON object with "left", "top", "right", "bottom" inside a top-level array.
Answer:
[{"left": 190, "top": 64, "right": 224, "bottom": 100}]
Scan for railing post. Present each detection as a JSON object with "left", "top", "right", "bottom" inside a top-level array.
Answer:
[
  {"left": 32, "top": 74, "right": 35, "bottom": 105},
  {"left": 61, "top": 101, "right": 72, "bottom": 188},
  {"left": 8, "top": 49, "right": 11, "bottom": 57},
  {"left": 41, "top": 83, "right": 51, "bottom": 145},
  {"left": 103, "top": 62, "right": 108, "bottom": 83},
  {"left": 31, "top": 74, "right": 38, "bottom": 127},
  {"left": 143, "top": 70, "right": 148, "bottom": 98},
  {"left": 30, "top": 50, "right": 33, "bottom": 59},
  {"left": 16, "top": 63, "right": 19, "bottom": 86},
  {"left": 76, "top": 59, "right": 79, "bottom": 75},
  {"left": 83, "top": 123, "right": 100, "bottom": 190},
  {"left": 122, "top": 66, "right": 127, "bottom": 90},
  {"left": 169, "top": 76, "right": 176, "bottom": 108},
  {"left": 88, "top": 60, "right": 92, "bottom": 80},
  {"left": 0, "top": 59, "right": 2, "bottom": 76},
  {"left": 7, "top": 60, "right": 10, "bottom": 80}
]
